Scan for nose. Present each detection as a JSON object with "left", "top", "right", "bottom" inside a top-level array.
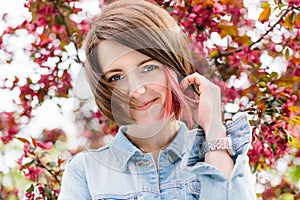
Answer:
[
  {"left": 130, "top": 86, "right": 146, "bottom": 98},
  {"left": 128, "top": 76, "right": 146, "bottom": 98}
]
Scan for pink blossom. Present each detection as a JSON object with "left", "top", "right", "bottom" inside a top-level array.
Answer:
[
  {"left": 36, "top": 141, "right": 53, "bottom": 150},
  {"left": 25, "top": 192, "right": 34, "bottom": 200},
  {"left": 17, "top": 155, "right": 24, "bottom": 170},
  {"left": 213, "top": 3, "right": 223, "bottom": 13},
  {"left": 0, "top": 112, "right": 19, "bottom": 144},
  {"left": 23, "top": 166, "right": 40, "bottom": 181},
  {"left": 38, "top": 183, "right": 44, "bottom": 194},
  {"left": 23, "top": 143, "right": 34, "bottom": 157},
  {"left": 288, "top": 0, "right": 300, "bottom": 6}
]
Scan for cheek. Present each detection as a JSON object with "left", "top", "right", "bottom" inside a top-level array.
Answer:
[
  {"left": 156, "top": 73, "right": 168, "bottom": 92},
  {"left": 152, "top": 81, "right": 168, "bottom": 100},
  {"left": 160, "top": 86, "right": 168, "bottom": 102}
]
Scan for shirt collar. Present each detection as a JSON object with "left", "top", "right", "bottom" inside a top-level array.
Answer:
[
  {"left": 164, "top": 121, "right": 187, "bottom": 161},
  {"left": 109, "top": 121, "right": 189, "bottom": 171}
]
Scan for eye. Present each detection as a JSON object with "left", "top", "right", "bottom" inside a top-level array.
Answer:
[
  {"left": 142, "top": 65, "right": 158, "bottom": 72},
  {"left": 108, "top": 74, "right": 123, "bottom": 82}
]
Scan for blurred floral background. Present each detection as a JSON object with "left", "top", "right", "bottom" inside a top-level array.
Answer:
[{"left": 0, "top": 0, "right": 299, "bottom": 199}]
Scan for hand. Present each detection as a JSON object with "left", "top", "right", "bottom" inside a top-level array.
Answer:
[{"left": 180, "top": 73, "right": 225, "bottom": 140}]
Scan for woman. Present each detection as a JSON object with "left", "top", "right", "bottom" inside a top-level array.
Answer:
[{"left": 59, "top": 0, "right": 256, "bottom": 199}]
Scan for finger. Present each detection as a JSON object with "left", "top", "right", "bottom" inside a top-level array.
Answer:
[
  {"left": 180, "top": 73, "right": 211, "bottom": 92},
  {"left": 180, "top": 73, "right": 202, "bottom": 91},
  {"left": 179, "top": 76, "right": 190, "bottom": 91}
]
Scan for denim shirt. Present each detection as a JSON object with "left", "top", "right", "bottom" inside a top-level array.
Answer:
[{"left": 59, "top": 115, "right": 256, "bottom": 200}]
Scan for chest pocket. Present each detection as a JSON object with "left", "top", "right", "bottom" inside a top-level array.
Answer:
[
  {"left": 186, "top": 178, "right": 201, "bottom": 199},
  {"left": 94, "top": 193, "right": 138, "bottom": 200},
  {"left": 93, "top": 179, "right": 201, "bottom": 200},
  {"left": 159, "top": 177, "right": 201, "bottom": 199},
  {"left": 189, "top": 178, "right": 201, "bottom": 193}
]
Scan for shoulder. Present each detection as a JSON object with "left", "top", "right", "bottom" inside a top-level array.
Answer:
[{"left": 65, "top": 145, "right": 112, "bottom": 171}]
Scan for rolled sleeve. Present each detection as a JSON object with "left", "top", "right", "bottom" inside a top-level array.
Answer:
[
  {"left": 181, "top": 114, "right": 252, "bottom": 168},
  {"left": 180, "top": 114, "right": 256, "bottom": 200},
  {"left": 226, "top": 114, "right": 252, "bottom": 159},
  {"left": 58, "top": 155, "right": 92, "bottom": 200}
]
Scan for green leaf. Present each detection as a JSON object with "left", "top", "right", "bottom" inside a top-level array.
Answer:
[
  {"left": 258, "top": 81, "right": 266, "bottom": 87},
  {"left": 47, "top": 161, "right": 57, "bottom": 168},
  {"left": 282, "top": 128, "right": 291, "bottom": 141},
  {"left": 259, "top": 74, "right": 269, "bottom": 82},
  {"left": 209, "top": 49, "right": 219, "bottom": 58},
  {"left": 26, "top": 184, "right": 34, "bottom": 193},
  {"left": 290, "top": 116, "right": 300, "bottom": 126},
  {"left": 288, "top": 135, "right": 300, "bottom": 148},
  {"left": 40, "top": 151, "right": 49, "bottom": 157},
  {"left": 288, "top": 165, "right": 300, "bottom": 183},
  {"left": 55, "top": 14, "right": 64, "bottom": 25},
  {"left": 271, "top": 143, "right": 276, "bottom": 154},
  {"left": 291, "top": 12, "right": 296, "bottom": 24},
  {"left": 44, "top": 187, "right": 53, "bottom": 198},
  {"left": 22, "top": 162, "right": 32, "bottom": 169},
  {"left": 282, "top": 13, "right": 294, "bottom": 30},
  {"left": 61, "top": 5, "right": 72, "bottom": 15},
  {"left": 285, "top": 48, "right": 290, "bottom": 60},
  {"left": 275, "top": 3, "right": 287, "bottom": 10},
  {"left": 270, "top": 72, "right": 278, "bottom": 80},
  {"left": 261, "top": 2, "right": 270, "bottom": 9},
  {"left": 281, "top": 193, "right": 294, "bottom": 200}
]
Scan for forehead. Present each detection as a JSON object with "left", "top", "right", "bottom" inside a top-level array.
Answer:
[{"left": 96, "top": 40, "right": 150, "bottom": 73}]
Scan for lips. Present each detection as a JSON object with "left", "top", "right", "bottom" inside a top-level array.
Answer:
[{"left": 132, "top": 98, "right": 159, "bottom": 111}]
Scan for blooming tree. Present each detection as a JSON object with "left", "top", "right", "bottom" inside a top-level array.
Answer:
[{"left": 0, "top": 0, "right": 299, "bottom": 199}]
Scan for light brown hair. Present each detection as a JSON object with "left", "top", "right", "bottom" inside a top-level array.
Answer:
[{"left": 84, "top": 0, "right": 197, "bottom": 125}]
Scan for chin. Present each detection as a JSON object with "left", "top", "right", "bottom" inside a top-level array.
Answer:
[{"left": 131, "top": 108, "right": 164, "bottom": 127}]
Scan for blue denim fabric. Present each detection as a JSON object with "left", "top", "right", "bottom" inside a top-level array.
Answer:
[{"left": 59, "top": 115, "right": 256, "bottom": 200}]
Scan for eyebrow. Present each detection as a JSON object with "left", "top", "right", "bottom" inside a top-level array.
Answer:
[{"left": 103, "top": 58, "right": 154, "bottom": 76}]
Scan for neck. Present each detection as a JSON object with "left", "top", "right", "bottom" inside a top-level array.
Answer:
[{"left": 126, "top": 117, "right": 179, "bottom": 153}]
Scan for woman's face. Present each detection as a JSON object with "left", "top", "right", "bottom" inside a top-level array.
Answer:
[{"left": 97, "top": 40, "right": 169, "bottom": 126}]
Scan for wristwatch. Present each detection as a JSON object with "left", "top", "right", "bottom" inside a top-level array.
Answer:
[{"left": 199, "top": 136, "right": 234, "bottom": 156}]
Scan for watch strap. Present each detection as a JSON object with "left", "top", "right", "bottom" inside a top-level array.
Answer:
[{"left": 199, "top": 136, "right": 233, "bottom": 156}]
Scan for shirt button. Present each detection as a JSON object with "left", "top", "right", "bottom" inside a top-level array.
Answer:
[
  {"left": 136, "top": 160, "right": 151, "bottom": 166},
  {"left": 168, "top": 153, "right": 177, "bottom": 162}
]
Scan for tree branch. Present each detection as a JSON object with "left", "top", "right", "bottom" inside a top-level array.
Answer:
[
  {"left": 214, "top": 6, "right": 293, "bottom": 59},
  {"left": 52, "top": 2, "right": 82, "bottom": 63},
  {"left": 53, "top": 3, "right": 72, "bottom": 39},
  {"left": 36, "top": 158, "right": 61, "bottom": 186}
]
